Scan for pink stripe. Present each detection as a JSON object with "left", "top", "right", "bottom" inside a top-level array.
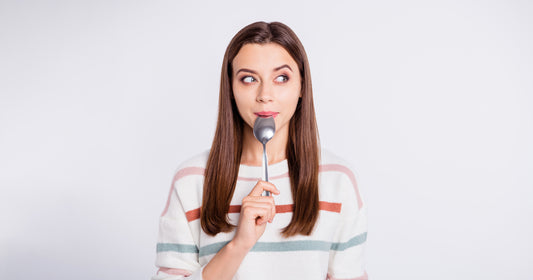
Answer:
[
  {"left": 160, "top": 167, "right": 205, "bottom": 216},
  {"left": 237, "top": 172, "right": 289, "bottom": 181},
  {"left": 327, "top": 271, "right": 368, "bottom": 280},
  {"left": 319, "top": 164, "right": 363, "bottom": 209},
  {"left": 237, "top": 176, "right": 262, "bottom": 181},
  {"left": 269, "top": 172, "right": 290, "bottom": 180},
  {"left": 157, "top": 267, "right": 191, "bottom": 276}
]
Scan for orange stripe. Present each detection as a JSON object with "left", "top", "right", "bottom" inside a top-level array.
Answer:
[
  {"left": 185, "top": 208, "right": 200, "bottom": 221},
  {"left": 276, "top": 204, "right": 294, "bottom": 213},
  {"left": 184, "top": 202, "right": 341, "bottom": 222},
  {"left": 227, "top": 205, "right": 241, "bottom": 213},
  {"left": 319, "top": 201, "right": 342, "bottom": 213}
]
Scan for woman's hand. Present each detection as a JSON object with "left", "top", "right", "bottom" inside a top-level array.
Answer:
[{"left": 231, "top": 180, "right": 280, "bottom": 252}]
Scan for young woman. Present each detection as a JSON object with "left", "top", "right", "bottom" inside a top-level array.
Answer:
[{"left": 153, "top": 21, "right": 368, "bottom": 280}]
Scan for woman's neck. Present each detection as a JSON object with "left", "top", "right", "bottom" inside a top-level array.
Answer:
[{"left": 240, "top": 125, "right": 288, "bottom": 166}]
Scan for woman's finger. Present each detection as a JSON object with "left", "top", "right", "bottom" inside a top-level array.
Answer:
[
  {"left": 249, "top": 180, "right": 280, "bottom": 196},
  {"left": 242, "top": 195, "right": 275, "bottom": 204},
  {"left": 270, "top": 200, "right": 276, "bottom": 223}
]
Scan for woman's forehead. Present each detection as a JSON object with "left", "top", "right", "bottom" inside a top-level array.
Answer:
[{"left": 232, "top": 43, "right": 298, "bottom": 73}]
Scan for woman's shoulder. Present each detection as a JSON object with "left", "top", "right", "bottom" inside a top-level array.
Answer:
[
  {"left": 319, "top": 148, "right": 364, "bottom": 207},
  {"left": 320, "top": 148, "right": 358, "bottom": 173},
  {"left": 168, "top": 150, "right": 209, "bottom": 198},
  {"left": 174, "top": 149, "right": 210, "bottom": 172}
]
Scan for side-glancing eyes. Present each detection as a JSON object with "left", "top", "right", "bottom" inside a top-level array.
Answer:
[
  {"left": 242, "top": 76, "right": 256, "bottom": 83},
  {"left": 275, "top": 75, "right": 289, "bottom": 83},
  {"left": 240, "top": 74, "right": 289, "bottom": 84}
]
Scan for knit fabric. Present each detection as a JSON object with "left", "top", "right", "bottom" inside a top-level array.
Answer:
[{"left": 152, "top": 149, "right": 368, "bottom": 280}]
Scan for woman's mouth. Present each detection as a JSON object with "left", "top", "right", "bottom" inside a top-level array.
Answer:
[{"left": 254, "top": 111, "right": 279, "bottom": 118}]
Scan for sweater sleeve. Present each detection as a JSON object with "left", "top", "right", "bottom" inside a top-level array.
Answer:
[
  {"left": 152, "top": 169, "right": 204, "bottom": 280},
  {"left": 327, "top": 168, "right": 368, "bottom": 280}
]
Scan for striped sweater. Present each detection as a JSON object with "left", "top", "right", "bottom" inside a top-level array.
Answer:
[{"left": 152, "top": 149, "right": 368, "bottom": 280}]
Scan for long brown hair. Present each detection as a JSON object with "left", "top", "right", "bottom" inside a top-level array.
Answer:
[{"left": 201, "top": 21, "right": 320, "bottom": 237}]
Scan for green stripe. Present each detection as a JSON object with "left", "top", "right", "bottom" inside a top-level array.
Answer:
[
  {"left": 157, "top": 243, "right": 199, "bottom": 253},
  {"left": 252, "top": 240, "right": 332, "bottom": 252},
  {"left": 198, "top": 240, "right": 333, "bottom": 257},
  {"left": 158, "top": 232, "right": 367, "bottom": 257},
  {"left": 199, "top": 241, "right": 229, "bottom": 257},
  {"left": 331, "top": 232, "right": 367, "bottom": 251}
]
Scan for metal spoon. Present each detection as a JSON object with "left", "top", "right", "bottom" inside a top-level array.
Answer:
[{"left": 252, "top": 116, "right": 276, "bottom": 196}]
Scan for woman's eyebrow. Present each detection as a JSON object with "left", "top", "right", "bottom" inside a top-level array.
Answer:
[
  {"left": 235, "top": 68, "right": 257, "bottom": 75},
  {"left": 274, "top": 64, "right": 292, "bottom": 72},
  {"left": 235, "top": 64, "right": 293, "bottom": 75}
]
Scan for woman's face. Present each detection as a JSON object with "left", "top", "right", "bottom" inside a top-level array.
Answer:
[{"left": 232, "top": 43, "right": 301, "bottom": 136}]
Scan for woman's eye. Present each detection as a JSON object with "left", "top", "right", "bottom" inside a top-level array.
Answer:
[
  {"left": 242, "top": 76, "right": 256, "bottom": 83},
  {"left": 275, "top": 75, "right": 289, "bottom": 83}
]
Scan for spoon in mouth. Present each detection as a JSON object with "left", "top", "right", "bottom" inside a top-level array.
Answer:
[{"left": 253, "top": 116, "right": 276, "bottom": 196}]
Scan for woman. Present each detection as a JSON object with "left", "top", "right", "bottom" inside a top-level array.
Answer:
[{"left": 153, "top": 21, "right": 368, "bottom": 280}]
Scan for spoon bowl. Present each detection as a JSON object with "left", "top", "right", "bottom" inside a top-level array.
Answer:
[
  {"left": 253, "top": 116, "right": 275, "bottom": 144},
  {"left": 253, "top": 116, "right": 276, "bottom": 196}
]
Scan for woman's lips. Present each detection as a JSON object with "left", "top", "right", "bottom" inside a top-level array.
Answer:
[{"left": 254, "top": 111, "right": 279, "bottom": 118}]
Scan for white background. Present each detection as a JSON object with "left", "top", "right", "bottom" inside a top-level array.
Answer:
[{"left": 1, "top": 0, "right": 532, "bottom": 279}]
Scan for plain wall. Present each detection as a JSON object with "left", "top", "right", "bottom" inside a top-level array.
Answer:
[{"left": 1, "top": 0, "right": 532, "bottom": 279}]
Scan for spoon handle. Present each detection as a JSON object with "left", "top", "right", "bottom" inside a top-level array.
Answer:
[{"left": 263, "top": 143, "right": 271, "bottom": 196}]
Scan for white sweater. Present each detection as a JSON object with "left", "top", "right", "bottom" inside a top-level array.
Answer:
[{"left": 152, "top": 149, "right": 368, "bottom": 280}]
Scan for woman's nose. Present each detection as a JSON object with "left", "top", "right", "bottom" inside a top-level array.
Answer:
[{"left": 256, "top": 84, "right": 273, "bottom": 103}]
